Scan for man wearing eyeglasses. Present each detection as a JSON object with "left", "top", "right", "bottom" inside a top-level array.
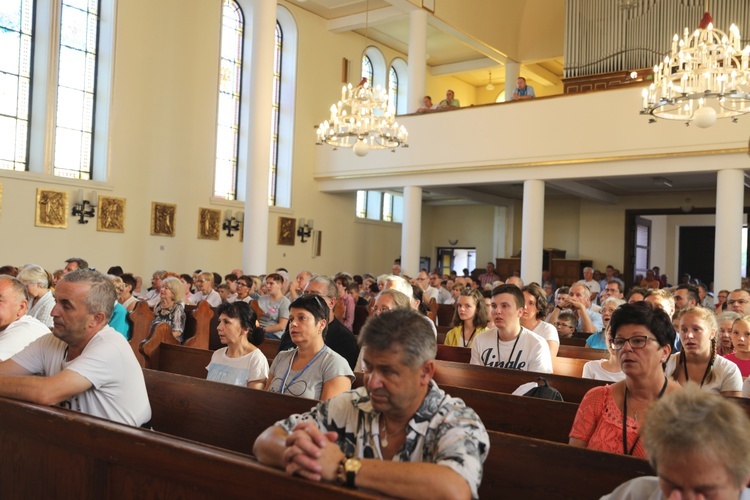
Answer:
[
  {"left": 727, "top": 289, "right": 750, "bottom": 315},
  {"left": 277, "top": 276, "right": 359, "bottom": 370}
]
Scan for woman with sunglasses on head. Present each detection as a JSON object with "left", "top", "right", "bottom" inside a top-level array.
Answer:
[
  {"left": 665, "top": 307, "right": 742, "bottom": 397},
  {"left": 207, "top": 301, "right": 268, "bottom": 389},
  {"left": 265, "top": 294, "right": 353, "bottom": 401},
  {"left": 570, "top": 302, "right": 681, "bottom": 458},
  {"left": 444, "top": 288, "right": 489, "bottom": 348}
]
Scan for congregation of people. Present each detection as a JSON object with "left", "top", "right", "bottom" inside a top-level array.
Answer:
[{"left": 0, "top": 255, "right": 749, "bottom": 498}]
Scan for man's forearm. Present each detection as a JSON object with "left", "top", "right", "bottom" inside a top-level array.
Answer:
[
  {"left": 578, "top": 309, "right": 596, "bottom": 333},
  {"left": 354, "top": 460, "right": 471, "bottom": 500}
]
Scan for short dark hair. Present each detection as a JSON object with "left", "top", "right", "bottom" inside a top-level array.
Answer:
[
  {"left": 609, "top": 302, "right": 675, "bottom": 350},
  {"left": 224, "top": 274, "right": 237, "bottom": 283},
  {"left": 216, "top": 301, "right": 264, "bottom": 346},
  {"left": 106, "top": 266, "right": 123, "bottom": 276},
  {"left": 676, "top": 284, "right": 700, "bottom": 305},
  {"left": 359, "top": 308, "right": 436, "bottom": 369},
  {"left": 491, "top": 284, "right": 525, "bottom": 309},
  {"left": 626, "top": 286, "right": 647, "bottom": 301},
  {"left": 289, "top": 294, "right": 330, "bottom": 338},
  {"left": 65, "top": 257, "right": 88, "bottom": 270},
  {"left": 606, "top": 280, "right": 624, "bottom": 293},
  {"left": 265, "top": 273, "right": 284, "bottom": 284},
  {"left": 180, "top": 274, "right": 194, "bottom": 286},
  {"left": 120, "top": 273, "right": 137, "bottom": 291}
]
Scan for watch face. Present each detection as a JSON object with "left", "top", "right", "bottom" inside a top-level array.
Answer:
[{"left": 345, "top": 458, "right": 362, "bottom": 473}]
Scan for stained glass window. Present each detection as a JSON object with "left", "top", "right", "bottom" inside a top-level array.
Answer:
[
  {"left": 361, "top": 55, "right": 373, "bottom": 86},
  {"left": 214, "top": 0, "right": 243, "bottom": 200},
  {"left": 268, "top": 22, "right": 281, "bottom": 206},
  {"left": 53, "top": 0, "right": 99, "bottom": 180},
  {"left": 388, "top": 66, "right": 398, "bottom": 113},
  {"left": 0, "top": 0, "right": 34, "bottom": 171}
]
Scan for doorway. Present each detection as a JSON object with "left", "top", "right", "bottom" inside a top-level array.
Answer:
[{"left": 437, "top": 247, "right": 476, "bottom": 276}]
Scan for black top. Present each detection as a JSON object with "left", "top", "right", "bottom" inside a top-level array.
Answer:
[{"left": 277, "top": 317, "right": 360, "bottom": 370}]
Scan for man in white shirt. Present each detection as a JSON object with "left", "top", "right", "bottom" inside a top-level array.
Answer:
[
  {"left": 576, "top": 267, "right": 600, "bottom": 302},
  {"left": 416, "top": 270, "right": 438, "bottom": 304},
  {"left": 144, "top": 270, "right": 166, "bottom": 307},
  {"left": 0, "top": 270, "right": 151, "bottom": 427},
  {"left": 470, "top": 284, "right": 552, "bottom": 373},
  {"left": 190, "top": 272, "right": 222, "bottom": 307},
  {"left": 0, "top": 276, "right": 49, "bottom": 360}
]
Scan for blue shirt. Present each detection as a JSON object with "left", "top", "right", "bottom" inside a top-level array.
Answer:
[{"left": 108, "top": 302, "right": 131, "bottom": 340}]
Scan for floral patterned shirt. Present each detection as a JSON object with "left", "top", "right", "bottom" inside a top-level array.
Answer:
[
  {"left": 276, "top": 380, "right": 489, "bottom": 498},
  {"left": 150, "top": 302, "right": 186, "bottom": 342}
]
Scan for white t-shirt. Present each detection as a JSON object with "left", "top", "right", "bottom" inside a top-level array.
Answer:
[
  {"left": 532, "top": 321, "right": 560, "bottom": 344},
  {"left": 423, "top": 286, "right": 439, "bottom": 303},
  {"left": 582, "top": 359, "right": 625, "bottom": 383},
  {"left": 470, "top": 327, "right": 553, "bottom": 373},
  {"left": 576, "top": 279, "right": 600, "bottom": 295},
  {"left": 190, "top": 289, "right": 222, "bottom": 307},
  {"left": 0, "top": 315, "right": 50, "bottom": 361},
  {"left": 206, "top": 347, "right": 269, "bottom": 387},
  {"left": 11, "top": 327, "right": 152, "bottom": 427},
  {"left": 664, "top": 353, "right": 742, "bottom": 394}
]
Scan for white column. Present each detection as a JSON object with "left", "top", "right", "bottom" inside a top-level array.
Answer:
[
  {"left": 242, "top": 0, "right": 276, "bottom": 275},
  {"left": 505, "top": 62, "right": 520, "bottom": 102},
  {"left": 407, "top": 9, "right": 428, "bottom": 113},
  {"left": 521, "top": 180, "right": 545, "bottom": 285},
  {"left": 714, "top": 169, "right": 744, "bottom": 291},
  {"left": 401, "top": 186, "right": 422, "bottom": 276}
]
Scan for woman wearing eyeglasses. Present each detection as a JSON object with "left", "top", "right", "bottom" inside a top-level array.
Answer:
[
  {"left": 664, "top": 307, "right": 742, "bottom": 396},
  {"left": 569, "top": 302, "right": 681, "bottom": 458},
  {"left": 266, "top": 294, "right": 353, "bottom": 400}
]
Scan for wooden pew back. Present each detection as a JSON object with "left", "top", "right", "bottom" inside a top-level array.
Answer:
[
  {"left": 0, "top": 395, "right": 376, "bottom": 499},
  {"left": 128, "top": 299, "right": 154, "bottom": 367}
]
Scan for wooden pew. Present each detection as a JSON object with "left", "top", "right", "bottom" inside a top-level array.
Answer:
[
  {"left": 436, "top": 303, "right": 455, "bottom": 326},
  {"left": 559, "top": 344, "right": 608, "bottom": 360},
  {"left": 141, "top": 370, "right": 651, "bottom": 499},
  {"left": 128, "top": 299, "right": 155, "bottom": 367},
  {"left": 432, "top": 360, "right": 606, "bottom": 403},
  {"left": 184, "top": 300, "right": 215, "bottom": 349},
  {"left": 0, "top": 395, "right": 378, "bottom": 499}
]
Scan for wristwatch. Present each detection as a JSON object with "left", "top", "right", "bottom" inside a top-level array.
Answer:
[{"left": 337, "top": 457, "right": 362, "bottom": 488}]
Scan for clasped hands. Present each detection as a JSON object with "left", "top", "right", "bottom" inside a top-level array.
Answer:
[{"left": 282, "top": 422, "right": 345, "bottom": 482}]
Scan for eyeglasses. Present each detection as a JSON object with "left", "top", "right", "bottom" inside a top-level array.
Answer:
[
  {"left": 610, "top": 336, "right": 659, "bottom": 350},
  {"left": 372, "top": 306, "right": 394, "bottom": 314},
  {"left": 302, "top": 290, "right": 333, "bottom": 301},
  {"left": 236, "top": 282, "right": 248, "bottom": 288},
  {"left": 728, "top": 299, "right": 750, "bottom": 306}
]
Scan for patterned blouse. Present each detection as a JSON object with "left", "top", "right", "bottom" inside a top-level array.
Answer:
[
  {"left": 276, "top": 380, "right": 490, "bottom": 498},
  {"left": 150, "top": 302, "right": 186, "bottom": 342}
]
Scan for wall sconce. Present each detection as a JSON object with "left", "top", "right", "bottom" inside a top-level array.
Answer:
[
  {"left": 297, "top": 218, "right": 313, "bottom": 242},
  {"left": 222, "top": 210, "right": 243, "bottom": 237},
  {"left": 72, "top": 189, "right": 96, "bottom": 224}
]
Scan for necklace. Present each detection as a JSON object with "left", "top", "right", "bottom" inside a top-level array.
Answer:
[
  {"left": 380, "top": 414, "right": 406, "bottom": 448},
  {"left": 622, "top": 376, "right": 668, "bottom": 455}
]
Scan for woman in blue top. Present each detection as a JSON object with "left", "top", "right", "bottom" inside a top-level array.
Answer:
[{"left": 586, "top": 297, "right": 625, "bottom": 350}]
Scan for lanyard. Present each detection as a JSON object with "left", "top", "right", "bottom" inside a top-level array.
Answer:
[
  {"left": 462, "top": 325, "right": 477, "bottom": 347},
  {"left": 496, "top": 330, "right": 522, "bottom": 369},
  {"left": 622, "top": 376, "right": 668, "bottom": 455},
  {"left": 279, "top": 345, "right": 327, "bottom": 395},
  {"left": 682, "top": 352, "right": 713, "bottom": 387}
]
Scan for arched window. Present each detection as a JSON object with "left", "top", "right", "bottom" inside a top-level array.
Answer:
[
  {"left": 389, "top": 58, "right": 408, "bottom": 115},
  {"left": 214, "top": 4, "right": 296, "bottom": 207},
  {"left": 268, "top": 22, "right": 281, "bottom": 205},
  {"left": 213, "top": 0, "right": 244, "bottom": 200},
  {"left": 0, "top": 0, "right": 34, "bottom": 171},
  {"left": 53, "top": 0, "right": 101, "bottom": 179},
  {"left": 388, "top": 66, "right": 398, "bottom": 113},
  {"left": 361, "top": 55, "right": 373, "bottom": 86},
  {"left": 5, "top": 0, "right": 115, "bottom": 179}
]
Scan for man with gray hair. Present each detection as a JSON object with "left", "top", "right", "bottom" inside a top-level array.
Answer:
[
  {"left": 0, "top": 270, "right": 151, "bottom": 427},
  {"left": 254, "top": 308, "right": 489, "bottom": 498},
  {"left": 576, "top": 266, "right": 600, "bottom": 302},
  {"left": 0, "top": 275, "right": 49, "bottom": 360},
  {"left": 63, "top": 257, "right": 88, "bottom": 275}
]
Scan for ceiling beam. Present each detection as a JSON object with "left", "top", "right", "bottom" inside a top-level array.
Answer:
[
  {"left": 427, "top": 16, "right": 511, "bottom": 65},
  {"left": 427, "top": 186, "right": 515, "bottom": 207},
  {"left": 522, "top": 63, "right": 562, "bottom": 87},
  {"left": 327, "top": 7, "right": 406, "bottom": 33},
  {"left": 430, "top": 57, "right": 502, "bottom": 76},
  {"left": 546, "top": 180, "right": 618, "bottom": 204}
]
